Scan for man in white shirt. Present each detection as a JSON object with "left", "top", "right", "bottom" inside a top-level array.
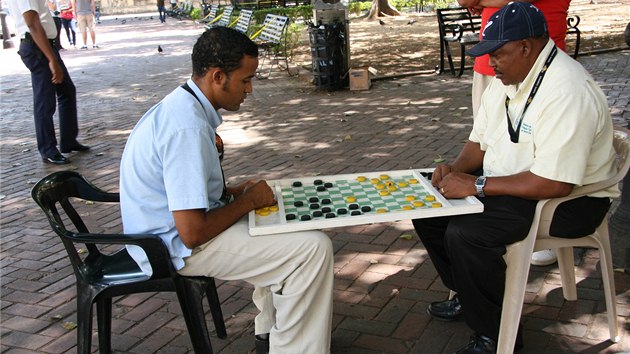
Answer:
[
  {"left": 412, "top": 3, "right": 618, "bottom": 353},
  {"left": 7, "top": 0, "right": 89, "bottom": 164},
  {"left": 120, "top": 27, "right": 333, "bottom": 354}
]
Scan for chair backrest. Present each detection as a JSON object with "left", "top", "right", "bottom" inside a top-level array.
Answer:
[
  {"left": 436, "top": 7, "right": 481, "bottom": 39},
  {"left": 31, "top": 171, "right": 119, "bottom": 276},
  {"left": 234, "top": 9, "right": 253, "bottom": 34},
  {"left": 217, "top": 6, "right": 234, "bottom": 27},
  {"left": 256, "top": 14, "right": 288, "bottom": 44}
]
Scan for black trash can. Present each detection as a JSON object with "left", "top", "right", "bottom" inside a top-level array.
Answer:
[{"left": 309, "top": 22, "right": 346, "bottom": 90}]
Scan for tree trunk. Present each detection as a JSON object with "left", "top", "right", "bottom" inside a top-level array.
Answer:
[
  {"left": 609, "top": 171, "right": 630, "bottom": 272},
  {"left": 366, "top": 0, "right": 401, "bottom": 20}
]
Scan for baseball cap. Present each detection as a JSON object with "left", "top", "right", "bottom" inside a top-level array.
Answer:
[{"left": 467, "top": 1, "right": 548, "bottom": 57}]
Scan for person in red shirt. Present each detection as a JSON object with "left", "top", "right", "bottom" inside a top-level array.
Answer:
[{"left": 59, "top": 1, "right": 76, "bottom": 47}]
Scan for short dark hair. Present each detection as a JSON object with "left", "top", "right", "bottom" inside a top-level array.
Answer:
[{"left": 192, "top": 27, "right": 258, "bottom": 77}]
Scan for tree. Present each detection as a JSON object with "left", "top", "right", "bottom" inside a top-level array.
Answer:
[{"left": 366, "top": 0, "right": 401, "bottom": 20}]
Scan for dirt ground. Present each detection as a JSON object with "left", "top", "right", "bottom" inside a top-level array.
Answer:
[{"left": 292, "top": 0, "right": 630, "bottom": 77}]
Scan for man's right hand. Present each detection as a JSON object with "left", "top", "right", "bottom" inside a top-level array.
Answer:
[
  {"left": 431, "top": 164, "right": 453, "bottom": 187},
  {"left": 50, "top": 60, "right": 64, "bottom": 84},
  {"left": 240, "top": 180, "right": 276, "bottom": 210}
]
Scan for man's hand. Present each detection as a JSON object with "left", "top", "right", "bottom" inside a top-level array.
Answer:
[
  {"left": 49, "top": 60, "right": 64, "bottom": 84},
  {"left": 236, "top": 180, "right": 276, "bottom": 210},
  {"left": 431, "top": 163, "right": 453, "bottom": 187},
  {"left": 436, "top": 172, "right": 477, "bottom": 199}
]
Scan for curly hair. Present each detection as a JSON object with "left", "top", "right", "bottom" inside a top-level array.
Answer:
[{"left": 192, "top": 27, "right": 258, "bottom": 78}]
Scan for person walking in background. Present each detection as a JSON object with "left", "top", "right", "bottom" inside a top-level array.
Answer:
[
  {"left": 59, "top": 0, "right": 76, "bottom": 48},
  {"left": 6, "top": 0, "right": 90, "bottom": 164},
  {"left": 458, "top": 0, "right": 571, "bottom": 267},
  {"left": 157, "top": 0, "right": 166, "bottom": 23},
  {"left": 47, "top": 0, "right": 63, "bottom": 50},
  {"left": 72, "top": 0, "right": 97, "bottom": 49}
]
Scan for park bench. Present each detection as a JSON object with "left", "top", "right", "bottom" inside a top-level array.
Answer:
[
  {"left": 234, "top": 9, "right": 254, "bottom": 35},
  {"left": 566, "top": 15, "right": 581, "bottom": 58},
  {"left": 251, "top": 14, "right": 294, "bottom": 78},
  {"left": 436, "top": 7, "right": 481, "bottom": 77},
  {"left": 205, "top": 6, "right": 233, "bottom": 29},
  {"left": 199, "top": 4, "right": 219, "bottom": 24},
  {"left": 436, "top": 9, "right": 582, "bottom": 77}
]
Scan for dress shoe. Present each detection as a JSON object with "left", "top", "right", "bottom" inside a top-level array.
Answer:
[
  {"left": 43, "top": 153, "right": 70, "bottom": 165},
  {"left": 60, "top": 143, "right": 90, "bottom": 153},
  {"left": 427, "top": 295, "right": 463, "bottom": 321},
  {"left": 455, "top": 333, "right": 497, "bottom": 354},
  {"left": 255, "top": 333, "right": 269, "bottom": 354}
]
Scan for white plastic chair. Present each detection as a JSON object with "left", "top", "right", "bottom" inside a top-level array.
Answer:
[{"left": 497, "top": 127, "right": 630, "bottom": 353}]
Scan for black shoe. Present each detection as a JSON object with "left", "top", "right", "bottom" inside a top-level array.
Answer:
[
  {"left": 60, "top": 143, "right": 90, "bottom": 153},
  {"left": 43, "top": 153, "right": 70, "bottom": 165},
  {"left": 255, "top": 333, "right": 269, "bottom": 354},
  {"left": 427, "top": 295, "right": 463, "bottom": 321},
  {"left": 455, "top": 333, "right": 497, "bottom": 354}
]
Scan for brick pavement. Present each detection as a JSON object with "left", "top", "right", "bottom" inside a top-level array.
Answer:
[{"left": 1, "top": 15, "right": 629, "bottom": 354}]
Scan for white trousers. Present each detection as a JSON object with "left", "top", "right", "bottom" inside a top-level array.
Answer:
[
  {"left": 471, "top": 72, "right": 495, "bottom": 119},
  {"left": 178, "top": 218, "right": 334, "bottom": 354}
]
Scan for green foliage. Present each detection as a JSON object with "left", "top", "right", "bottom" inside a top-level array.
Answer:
[
  {"left": 347, "top": 0, "right": 454, "bottom": 14},
  {"left": 190, "top": 8, "right": 203, "bottom": 21}
]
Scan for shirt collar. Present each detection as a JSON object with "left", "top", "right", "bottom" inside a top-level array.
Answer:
[
  {"left": 506, "top": 39, "right": 555, "bottom": 98},
  {"left": 186, "top": 78, "right": 223, "bottom": 129}
]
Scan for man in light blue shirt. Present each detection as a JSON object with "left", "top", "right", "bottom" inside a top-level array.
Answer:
[{"left": 120, "top": 27, "right": 333, "bottom": 354}]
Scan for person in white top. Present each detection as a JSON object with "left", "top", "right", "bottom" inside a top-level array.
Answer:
[
  {"left": 120, "top": 27, "right": 333, "bottom": 354},
  {"left": 411, "top": 3, "right": 618, "bottom": 353}
]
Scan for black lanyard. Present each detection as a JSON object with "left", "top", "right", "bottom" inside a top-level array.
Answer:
[
  {"left": 180, "top": 83, "right": 231, "bottom": 204},
  {"left": 505, "top": 45, "right": 558, "bottom": 143}
]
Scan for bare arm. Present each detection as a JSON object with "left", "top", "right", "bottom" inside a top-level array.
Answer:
[
  {"left": 458, "top": 0, "right": 535, "bottom": 7},
  {"left": 432, "top": 140, "right": 573, "bottom": 200},
  {"left": 22, "top": 10, "right": 64, "bottom": 84},
  {"left": 172, "top": 180, "right": 276, "bottom": 249}
]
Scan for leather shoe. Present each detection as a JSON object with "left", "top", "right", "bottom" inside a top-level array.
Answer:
[
  {"left": 455, "top": 333, "right": 496, "bottom": 354},
  {"left": 427, "top": 295, "right": 463, "bottom": 321},
  {"left": 255, "top": 333, "right": 269, "bottom": 354},
  {"left": 43, "top": 153, "right": 70, "bottom": 165},
  {"left": 60, "top": 143, "right": 90, "bottom": 153}
]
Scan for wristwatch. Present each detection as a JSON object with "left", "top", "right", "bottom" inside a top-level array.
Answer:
[{"left": 475, "top": 176, "right": 487, "bottom": 198}]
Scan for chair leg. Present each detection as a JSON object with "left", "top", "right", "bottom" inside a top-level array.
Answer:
[
  {"left": 76, "top": 287, "right": 96, "bottom": 354},
  {"left": 206, "top": 279, "right": 227, "bottom": 339},
  {"left": 458, "top": 44, "right": 466, "bottom": 77},
  {"left": 96, "top": 297, "right": 113, "bottom": 353},
  {"left": 595, "top": 222, "right": 620, "bottom": 342},
  {"left": 444, "top": 42, "right": 456, "bottom": 76},
  {"left": 557, "top": 246, "right": 578, "bottom": 301},
  {"left": 175, "top": 278, "right": 214, "bottom": 354},
  {"left": 497, "top": 227, "right": 538, "bottom": 354}
]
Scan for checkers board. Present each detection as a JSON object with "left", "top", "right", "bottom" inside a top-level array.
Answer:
[{"left": 248, "top": 169, "right": 483, "bottom": 236}]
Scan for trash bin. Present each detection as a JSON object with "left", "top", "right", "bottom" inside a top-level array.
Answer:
[{"left": 309, "top": 22, "right": 346, "bottom": 90}]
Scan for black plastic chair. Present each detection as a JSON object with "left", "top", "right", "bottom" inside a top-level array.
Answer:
[{"left": 31, "top": 171, "right": 227, "bottom": 353}]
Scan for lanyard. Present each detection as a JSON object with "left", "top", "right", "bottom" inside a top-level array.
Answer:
[{"left": 505, "top": 45, "right": 558, "bottom": 143}]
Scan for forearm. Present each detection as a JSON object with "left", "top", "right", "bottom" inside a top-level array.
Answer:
[
  {"left": 173, "top": 197, "right": 255, "bottom": 248},
  {"left": 483, "top": 171, "right": 573, "bottom": 200},
  {"left": 451, "top": 141, "right": 484, "bottom": 173}
]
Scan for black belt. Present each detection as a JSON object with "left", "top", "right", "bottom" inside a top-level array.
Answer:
[{"left": 21, "top": 33, "right": 55, "bottom": 47}]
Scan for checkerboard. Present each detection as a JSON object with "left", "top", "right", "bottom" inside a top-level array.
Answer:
[{"left": 248, "top": 169, "right": 483, "bottom": 236}]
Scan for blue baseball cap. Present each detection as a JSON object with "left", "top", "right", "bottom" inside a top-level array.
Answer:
[{"left": 467, "top": 1, "right": 548, "bottom": 57}]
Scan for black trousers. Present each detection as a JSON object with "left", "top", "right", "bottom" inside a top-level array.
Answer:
[{"left": 412, "top": 195, "right": 610, "bottom": 342}]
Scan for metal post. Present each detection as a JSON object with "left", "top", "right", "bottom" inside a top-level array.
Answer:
[{"left": 0, "top": 0, "right": 15, "bottom": 49}]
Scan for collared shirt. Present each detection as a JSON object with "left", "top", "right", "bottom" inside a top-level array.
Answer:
[
  {"left": 471, "top": 39, "right": 619, "bottom": 198},
  {"left": 120, "top": 79, "right": 225, "bottom": 275},
  {"left": 6, "top": 0, "right": 57, "bottom": 39}
]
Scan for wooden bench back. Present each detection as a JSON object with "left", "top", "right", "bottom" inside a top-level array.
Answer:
[
  {"left": 234, "top": 9, "right": 254, "bottom": 35},
  {"left": 257, "top": 14, "right": 289, "bottom": 45},
  {"left": 217, "top": 6, "right": 234, "bottom": 27}
]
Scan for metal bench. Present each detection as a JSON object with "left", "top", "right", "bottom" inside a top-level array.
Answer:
[
  {"left": 566, "top": 15, "right": 581, "bottom": 59},
  {"left": 252, "top": 14, "right": 295, "bottom": 78},
  {"left": 234, "top": 9, "right": 254, "bottom": 35},
  {"left": 436, "top": 7, "right": 481, "bottom": 77}
]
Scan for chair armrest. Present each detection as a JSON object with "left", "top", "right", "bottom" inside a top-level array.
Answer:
[{"left": 65, "top": 230, "right": 175, "bottom": 278}]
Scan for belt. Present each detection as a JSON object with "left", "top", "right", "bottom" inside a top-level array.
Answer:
[{"left": 21, "top": 33, "right": 56, "bottom": 47}]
